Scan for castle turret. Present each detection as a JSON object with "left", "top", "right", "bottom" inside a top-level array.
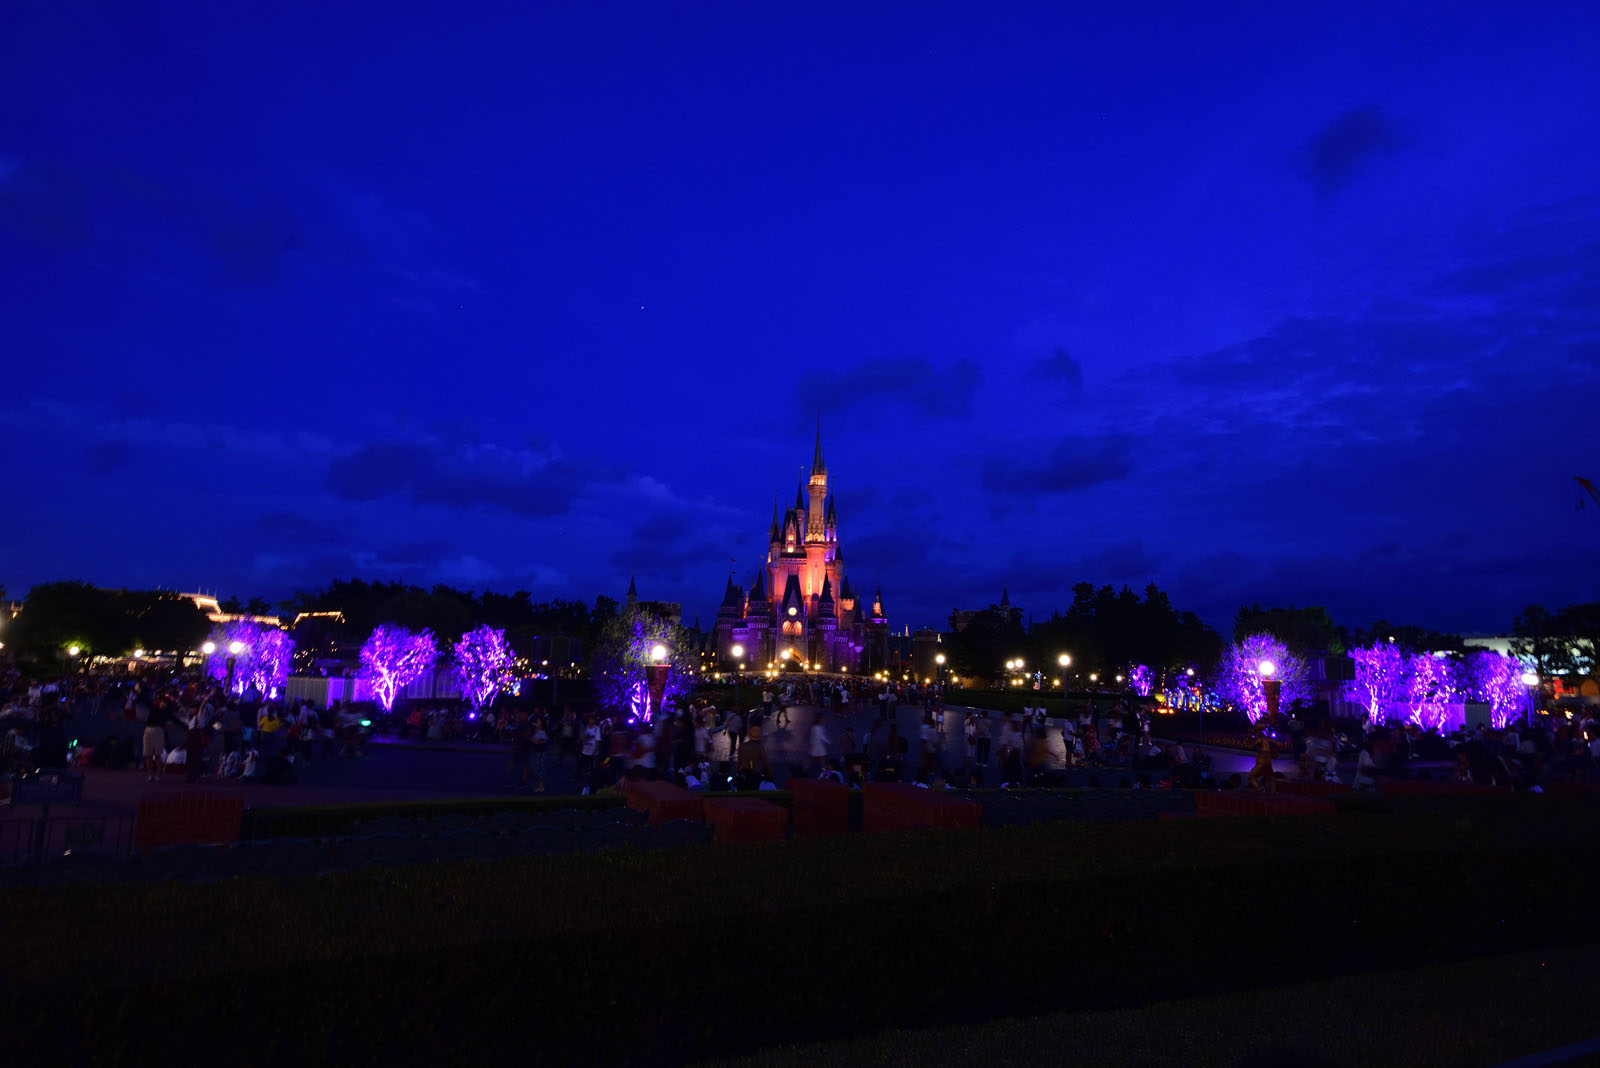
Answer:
[{"left": 817, "top": 575, "right": 837, "bottom": 617}]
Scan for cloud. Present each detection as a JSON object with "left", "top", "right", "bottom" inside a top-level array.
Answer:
[
  {"left": 1025, "top": 347, "right": 1084, "bottom": 390},
  {"left": 323, "top": 438, "right": 616, "bottom": 518},
  {"left": 983, "top": 434, "right": 1136, "bottom": 496},
  {"left": 256, "top": 512, "right": 350, "bottom": 549},
  {"left": 83, "top": 441, "right": 130, "bottom": 476},
  {"left": 609, "top": 510, "right": 745, "bottom": 584},
  {"left": 795, "top": 357, "right": 982, "bottom": 418},
  {"left": 1300, "top": 106, "right": 1408, "bottom": 196}
]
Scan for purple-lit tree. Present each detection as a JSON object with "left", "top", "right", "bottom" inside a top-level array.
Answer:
[
  {"left": 1346, "top": 642, "right": 1407, "bottom": 724},
  {"left": 1215, "top": 633, "right": 1312, "bottom": 723},
  {"left": 360, "top": 624, "right": 438, "bottom": 713},
  {"left": 1462, "top": 650, "right": 1525, "bottom": 729},
  {"left": 1128, "top": 664, "right": 1153, "bottom": 697},
  {"left": 1401, "top": 653, "right": 1460, "bottom": 731},
  {"left": 590, "top": 608, "right": 697, "bottom": 724},
  {"left": 204, "top": 621, "right": 295, "bottom": 699},
  {"left": 453, "top": 625, "right": 515, "bottom": 712}
]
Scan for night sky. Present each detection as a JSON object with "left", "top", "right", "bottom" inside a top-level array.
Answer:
[{"left": 2, "top": 2, "right": 1596, "bottom": 635}]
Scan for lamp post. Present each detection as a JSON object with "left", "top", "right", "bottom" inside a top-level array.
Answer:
[
  {"left": 1258, "top": 659, "right": 1280, "bottom": 727},
  {"left": 66, "top": 644, "right": 82, "bottom": 676},
  {"left": 226, "top": 639, "right": 245, "bottom": 696},
  {"left": 1058, "top": 653, "right": 1071, "bottom": 717},
  {"left": 646, "top": 643, "right": 671, "bottom": 724},
  {"left": 1187, "top": 666, "right": 1199, "bottom": 733},
  {"left": 731, "top": 643, "right": 745, "bottom": 704},
  {"left": 935, "top": 652, "right": 946, "bottom": 688},
  {"left": 1521, "top": 671, "right": 1539, "bottom": 726}
]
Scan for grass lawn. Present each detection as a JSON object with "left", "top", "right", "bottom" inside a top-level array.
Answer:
[{"left": 700, "top": 942, "right": 1600, "bottom": 1068}]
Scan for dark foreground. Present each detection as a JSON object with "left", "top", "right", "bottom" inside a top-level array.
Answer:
[{"left": 4, "top": 793, "right": 1597, "bottom": 1066}]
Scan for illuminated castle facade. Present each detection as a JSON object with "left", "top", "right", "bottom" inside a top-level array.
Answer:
[{"left": 714, "top": 430, "right": 888, "bottom": 673}]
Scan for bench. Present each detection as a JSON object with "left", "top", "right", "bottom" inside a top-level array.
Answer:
[
  {"left": 621, "top": 779, "right": 705, "bottom": 827},
  {"left": 703, "top": 798, "right": 787, "bottom": 843},
  {"left": 134, "top": 792, "right": 245, "bottom": 851},
  {"left": 863, "top": 783, "right": 980, "bottom": 833},
  {"left": 789, "top": 779, "right": 849, "bottom": 836}
]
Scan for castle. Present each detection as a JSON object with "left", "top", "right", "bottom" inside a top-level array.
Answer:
[{"left": 714, "top": 429, "right": 889, "bottom": 673}]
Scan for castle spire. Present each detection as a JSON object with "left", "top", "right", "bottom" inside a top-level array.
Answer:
[
  {"left": 794, "top": 477, "right": 805, "bottom": 511},
  {"left": 811, "top": 417, "right": 826, "bottom": 476}
]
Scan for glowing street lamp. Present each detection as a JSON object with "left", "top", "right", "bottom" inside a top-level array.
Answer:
[
  {"left": 730, "top": 643, "right": 746, "bottom": 702},
  {"left": 1521, "top": 671, "right": 1540, "bottom": 723},
  {"left": 646, "top": 643, "right": 672, "bottom": 722},
  {"left": 1257, "top": 659, "right": 1281, "bottom": 723},
  {"left": 1057, "top": 653, "right": 1071, "bottom": 713},
  {"left": 225, "top": 639, "right": 247, "bottom": 695},
  {"left": 67, "top": 645, "right": 81, "bottom": 657}
]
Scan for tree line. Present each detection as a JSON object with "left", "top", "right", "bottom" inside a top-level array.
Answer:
[{"left": 942, "top": 584, "right": 1599, "bottom": 688}]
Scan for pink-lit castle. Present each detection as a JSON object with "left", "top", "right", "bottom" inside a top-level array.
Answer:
[{"left": 714, "top": 429, "right": 888, "bottom": 673}]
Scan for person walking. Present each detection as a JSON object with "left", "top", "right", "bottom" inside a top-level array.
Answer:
[
  {"left": 974, "top": 714, "right": 992, "bottom": 766},
  {"left": 808, "top": 713, "right": 830, "bottom": 773},
  {"left": 724, "top": 709, "right": 743, "bottom": 761}
]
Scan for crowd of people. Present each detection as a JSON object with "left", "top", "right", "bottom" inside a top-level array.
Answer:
[
  {"left": 7, "top": 663, "right": 1596, "bottom": 800},
  {"left": 0, "top": 666, "right": 372, "bottom": 786},
  {"left": 1242, "top": 707, "right": 1600, "bottom": 794}
]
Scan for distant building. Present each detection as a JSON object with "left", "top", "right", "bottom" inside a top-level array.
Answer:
[
  {"left": 183, "top": 592, "right": 282, "bottom": 628},
  {"left": 624, "top": 576, "right": 683, "bottom": 626},
  {"left": 949, "top": 588, "right": 1022, "bottom": 632}
]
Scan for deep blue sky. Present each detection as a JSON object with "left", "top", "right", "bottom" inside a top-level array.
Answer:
[{"left": 2, "top": 1, "right": 1596, "bottom": 635}]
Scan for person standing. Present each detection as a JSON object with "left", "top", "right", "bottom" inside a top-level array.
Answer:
[
  {"left": 184, "top": 706, "right": 211, "bottom": 783},
  {"left": 220, "top": 700, "right": 243, "bottom": 755},
  {"left": 735, "top": 724, "right": 770, "bottom": 790},
  {"left": 974, "top": 714, "right": 992, "bottom": 766},
  {"left": 143, "top": 699, "right": 173, "bottom": 783},
  {"left": 577, "top": 715, "right": 601, "bottom": 791},
  {"left": 919, "top": 715, "right": 939, "bottom": 777},
  {"left": 1248, "top": 727, "right": 1280, "bottom": 793},
  {"left": 508, "top": 717, "right": 533, "bottom": 789},
  {"left": 530, "top": 716, "right": 549, "bottom": 792}
]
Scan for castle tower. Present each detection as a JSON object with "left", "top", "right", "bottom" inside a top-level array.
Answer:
[{"left": 806, "top": 422, "right": 827, "bottom": 543}]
